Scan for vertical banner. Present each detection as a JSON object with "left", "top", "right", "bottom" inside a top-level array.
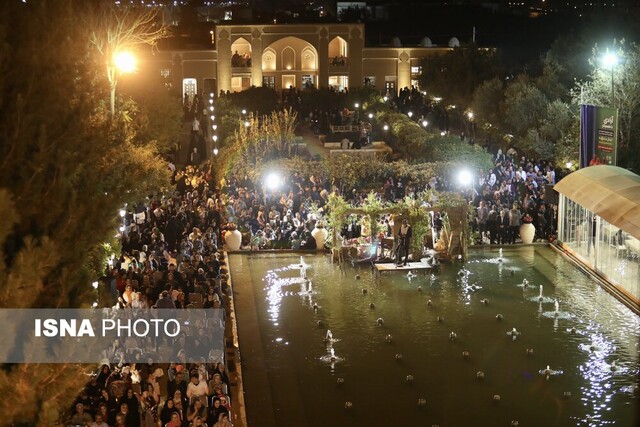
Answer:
[
  {"left": 580, "top": 104, "right": 618, "bottom": 168},
  {"left": 579, "top": 104, "right": 596, "bottom": 169},
  {"left": 594, "top": 106, "right": 618, "bottom": 166}
]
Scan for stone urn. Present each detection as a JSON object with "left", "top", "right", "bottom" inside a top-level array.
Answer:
[
  {"left": 311, "top": 223, "right": 328, "bottom": 250},
  {"left": 519, "top": 223, "right": 535, "bottom": 244},
  {"left": 224, "top": 224, "right": 242, "bottom": 251}
]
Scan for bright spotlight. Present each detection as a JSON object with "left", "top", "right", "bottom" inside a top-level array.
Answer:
[
  {"left": 209, "top": 92, "right": 214, "bottom": 98},
  {"left": 408, "top": 111, "right": 413, "bottom": 118},
  {"left": 209, "top": 99, "right": 214, "bottom": 104},
  {"left": 602, "top": 52, "right": 618, "bottom": 69},
  {"left": 566, "top": 161, "right": 573, "bottom": 169},
  {"left": 212, "top": 124, "right": 217, "bottom": 130},
  {"left": 458, "top": 170, "right": 473, "bottom": 187},
  {"left": 383, "top": 124, "right": 389, "bottom": 131},
  {"left": 354, "top": 103, "right": 360, "bottom": 109},
  {"left": 440, "top": 131, "right": 446, "bottom": 136},
  {"left": 241, "top": 109, "right": 247, "bottom": 115},
  {"left": 92, "top": 302, "right": 98, "bottom": 308},
  {"left": 213, "top": 135, "right": 218, "bottom": 142},
  {"left": 209, "top": 106, "right": 214, "bottom": 112},
  {"left": 383, "top": 96, "right": 388, "bottom": 102},
  {"left": 92, "top": 281, "right": 99, "bottom": 289},
  {"left": 114, "top": 51, "right": 137, "bottom": 74},
  {"left": 265, "top": 172, "right": 281, "bottom": 191},
  {"left": 244, "top": 120, "right": 250, "bottom": 127},
  {"left": 119, "top": 225, "right": 125, "bottom": 232},
  {"left": 422, "top": 120, "right": 428, "bottom": 127},
  {"left": 213, "top": 147, "right": 219, "bottom": 156},
  {"left": 119, "top": 209, "right": 126, "bottom": 217},
  {"left": 368, "top": 113, "right": 374, "bottom": 119},
  {"left": 467, "top": 111, "right": 474, "bottom": 120}
]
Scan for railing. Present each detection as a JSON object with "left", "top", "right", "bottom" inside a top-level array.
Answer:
[
  {"left": 329, "top": 56, "right": 348, "bottom": 67},
  {"left": 330, "top": 124, "right": 361, "bottom": 133}
]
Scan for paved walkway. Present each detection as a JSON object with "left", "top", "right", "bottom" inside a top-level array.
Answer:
[{"left": 295, "top": 123, "right": 330, "bottom": 160}]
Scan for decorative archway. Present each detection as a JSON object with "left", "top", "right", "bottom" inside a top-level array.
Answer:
[
  {"left": 281, "top": 47, "right": 295, "bottom": 71},
  {"left": 262, "top": 47, "right": 276, "bottom": 71},
  {"left": 231, "top": 37, "right": 251, "bottom": 67},
  {"left": 328, "top": 36, "right": 348, "bottom": 62}
]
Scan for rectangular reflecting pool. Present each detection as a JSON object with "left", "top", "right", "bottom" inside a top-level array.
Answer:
[{"left": 230, "top": 246, "right": 639, "bottom": 427}]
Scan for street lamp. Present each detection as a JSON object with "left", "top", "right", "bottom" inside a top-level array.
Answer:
[
  {"left": 114, "top": 51, "right": 137, "bottom": 74},
  {"left": 109, "top": 50, "right": 137, "bottom": 115},
  {"left": 602, "top": 51, "right": 618, "bottom": 107}
]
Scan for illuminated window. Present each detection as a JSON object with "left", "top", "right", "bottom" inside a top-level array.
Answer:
[{"left": 411, "top": 66, "right": 422, "bottom": 75}]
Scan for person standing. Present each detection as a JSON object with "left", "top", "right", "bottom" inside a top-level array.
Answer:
[
  {"left": 395, "top": 219, "right": 412, "bottom": 266},
  {"left": 508, "top": 203, "right": 521, "bottom": 244}
]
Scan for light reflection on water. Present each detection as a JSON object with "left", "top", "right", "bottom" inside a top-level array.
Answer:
[{"left": 242, "top": 247, "right": 639, "bottom": 427}]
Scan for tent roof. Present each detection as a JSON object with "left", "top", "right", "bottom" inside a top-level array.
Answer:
[{"left": 555, "top": 166, "right": 640, "bottom": 240}]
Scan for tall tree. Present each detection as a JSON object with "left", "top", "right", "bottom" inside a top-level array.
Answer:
[
  {"left": 0, "top": 1, "right": 170, "bottom": 424},
  {"left": 419, "top": 44, "right": 503, "bottom": 109}
]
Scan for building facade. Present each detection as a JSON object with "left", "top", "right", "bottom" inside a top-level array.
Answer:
[{"left": 142, "top": 23, "right": 452, "bottom": 99}]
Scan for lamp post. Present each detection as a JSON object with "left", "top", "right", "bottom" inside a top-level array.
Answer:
[{"left": 602, "top": 52, "right": 618, "bottom": 107}]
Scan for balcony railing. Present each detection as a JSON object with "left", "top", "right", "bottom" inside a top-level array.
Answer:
[{"left": 329, "top": 56, "right": 348, "bottom": 67}]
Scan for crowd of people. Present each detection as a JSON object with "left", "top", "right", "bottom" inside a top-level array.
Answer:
[{"left": 66, "top": 85, "right": 566, "bottom": 426}]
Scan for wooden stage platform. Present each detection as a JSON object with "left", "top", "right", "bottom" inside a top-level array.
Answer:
[{"left": 373, "top": 261, "right": 435, "bottom": 274}]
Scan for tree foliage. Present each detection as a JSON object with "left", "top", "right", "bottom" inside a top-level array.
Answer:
[
  {"left": 419, "top": 44, "right": 503, "bottom": 108},
  {"left": 0, "top": 1, "right": 171, "bottom": 424}
]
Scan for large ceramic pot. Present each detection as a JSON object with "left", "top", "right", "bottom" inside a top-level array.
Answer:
[
  {"left": 519, "top": 223, "right": 535, "bottom": 244},
  {"left": 224, "top": 229, "right": 242, "bottom": 251},
  {"left": 311, "top": 224, "right": 328, "bottom": 250}
]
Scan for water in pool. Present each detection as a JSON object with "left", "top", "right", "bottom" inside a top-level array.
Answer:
[{"left": 230, "top": 246, "right": 639, "bottom": 427}]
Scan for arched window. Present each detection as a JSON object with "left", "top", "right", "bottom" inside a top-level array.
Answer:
[{"left": 282, "top": 46, "right": 295, "bottom": 71}]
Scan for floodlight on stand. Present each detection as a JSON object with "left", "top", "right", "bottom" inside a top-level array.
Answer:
[
  {"left": 457, "top": 170, "right": 473, "bottom": 187},
  {"left": 266, "top": 172, "right": 281, "bottom": 191}
]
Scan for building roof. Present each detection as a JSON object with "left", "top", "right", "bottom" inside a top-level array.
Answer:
[{"left": 555, "top": 165, "right": 640, "bottom": 240}]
